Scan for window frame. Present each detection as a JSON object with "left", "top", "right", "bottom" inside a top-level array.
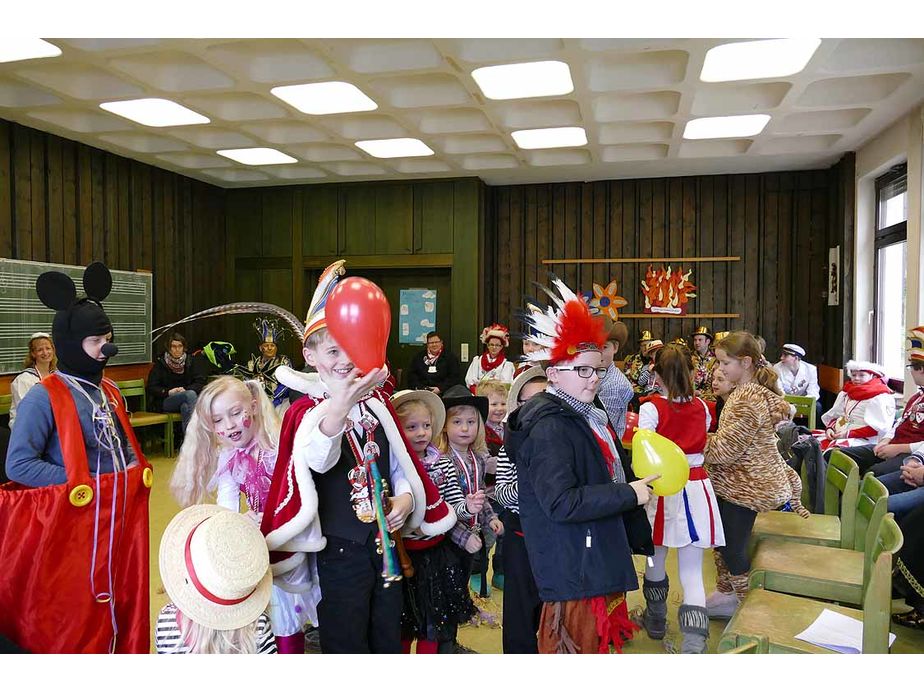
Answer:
[{"left": 872, "top": 163, "right": 907, "bottom": 384}]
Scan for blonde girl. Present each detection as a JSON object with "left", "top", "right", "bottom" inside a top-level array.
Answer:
[
  {"left": 170, "top": 376, "right": 314, "bottom": 654},
  {"left": 704, "top": 332, "right": 809, "bottom": 619}
]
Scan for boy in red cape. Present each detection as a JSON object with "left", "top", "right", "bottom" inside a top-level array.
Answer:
[{"left": 260, "top": 260, "right": 456, "bottom": 653}]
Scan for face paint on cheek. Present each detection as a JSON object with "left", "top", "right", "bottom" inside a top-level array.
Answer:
[{"left": 242, "top": 414, "right": 252, "bottom": 429}]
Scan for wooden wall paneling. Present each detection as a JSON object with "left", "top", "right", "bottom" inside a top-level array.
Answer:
[
  {"left": 61, "top": 140, "right": 78, "bottom": 265},
  {"left": 607, "top": 181, "right": 624, "bottom": 315},
  {"left": 90, "top": 149, "right": 105, "bottom": 263},
  {"left": 302, "top": 185, "right": 339, "bottom": 257},
  {"left": 291, "top": 188, "right": 304, "bottom": 323},
  {"left": 76, "top": 146, "right": 92, "bottom": 265},
  {"left": 535, "top": 184, "right": 551, "bottom": 300},
  {"left": 698, "top": 177, "right": 715, "bottom": 332},
  {"left": 29, "top": 131, "right": 46, "bottom": 262},
  {"left": 810, "top": 172, "right": 829, "bottom": 363},
  {"left": 727, "top": 176, "right": 746, "bottom": 332},
  {"left": 103, "top": 155, "right": 118, "bottom": 266},
  {"left": 46, "top": 136, "right": 64, "bottom": 263},
  {"left": 180, "top": 178, "right": 194, "bottom": 318},
  {"left": 262, "top": 188, "right": 293, "bottom": 259},
  {"left": 117, "top": 157, "right": 131, "bottom": 270},
  {"left": 139, "top": 164, "right": 153, "bottom": 271},
  {"left": 577, "top": 183, "right": 592, "bottom": 292},
  {"left": 495, "top": 188, "right": 511, "bottom": 324},
  {"left": 744, "top": 174, "right": 761, "bottom": 338},
  {"left": 591, "top": 182, "right": 607, "bottom": 297},
  {"left": 712, "top": 177, "right": 729, "bottom": 331},
  {"left": 793, "top": 174, "right": 814, "bottom": 354},
  {"left": 681, "top": 178, "right": 697, "bottom": 340},
  {"left": 762, "top": 173, "right": 780, "bottom": 356},
  {"left": 637, "top": 179, "right": 654, "bottom": 341},
  {"left": 0, "top": 121, "right": 11, "bottom": 256},
  {"left": 523, "top": 184, "right": 539, "bottom": 308},
  {"left": 13, "top": 126, "right": 31, "bottom": 259},
  {"left": 563, "top": 184, "right": 579, "bottom": 292},
  {"left": 775, "top": 174, "right": 794, "bottom": 354},
  {"left": 151, "top": 168, "right": 165, "bottom": 326},
  {"left": 508, "top": 185, "right": 523, "bottom": 324},
  {"left": 839, "top": 155, "right": 856, "bottom": 365},
  {"left": 164, "top": 173, "right": 178, "bottom": 323}
]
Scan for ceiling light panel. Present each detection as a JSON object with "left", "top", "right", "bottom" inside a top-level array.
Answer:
[
  {"left": 472, "top": 60, "right": 574, "bottom": 100},
  {"left": 355, "top": 138, "right": 434, "bottom": 158},
  {"left": 100, "top": 98, "right": 210, "bottom": 127},
  {"left": 511, "top": 126, "right": 587, "bottom": 150},
  {"left": 271, "top": 81, "right": 377, "bottom": 115},
  {"left": 700, "top": 38, "right": 821, "bottom": 82},
  {"left": 216, "top": 147, "right": 298, "bottom": 165},
  {"left": 683, "top": 114, "right": 771, "bottom": 140},
  {"left": 0, "top": 39, "right": 62, "bottom": 64}
]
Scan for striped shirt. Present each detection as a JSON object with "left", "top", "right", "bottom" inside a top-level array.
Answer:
[
  {"left": 154, "top": 603, "right": 277, "bottom": 654},
  {"left": 494, "top": 445, "right": 518, "bottom": 514}
]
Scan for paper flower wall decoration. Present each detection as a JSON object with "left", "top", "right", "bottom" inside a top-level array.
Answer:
[{"left": 589, "top": 280, "right": 628, "bottom": 319}]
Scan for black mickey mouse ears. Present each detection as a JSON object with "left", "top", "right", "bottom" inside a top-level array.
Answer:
[{"left": 35, "top": 261, "right": 113, "bottom": 311}]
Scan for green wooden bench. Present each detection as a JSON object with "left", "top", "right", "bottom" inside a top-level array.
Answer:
[{"left": 116, "top": 379, "right": 181, "bottom": 457}]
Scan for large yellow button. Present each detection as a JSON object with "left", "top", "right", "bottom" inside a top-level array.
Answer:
[
  {"left": 142, "top": 467, "right": 154, "bottom": 488},
  {"left": 69, "top": 484, "right": 93, "bottom": 507}
]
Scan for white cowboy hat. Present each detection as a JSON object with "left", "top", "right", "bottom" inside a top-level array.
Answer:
[
  {"left": 159, "top": 505, "right": 273, "bottom": 631},
  {"left": 391, "top": 389, "right": 447, "bottom": 440}
]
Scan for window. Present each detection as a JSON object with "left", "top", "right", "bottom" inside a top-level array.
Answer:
[{"left": 873, "top": 164, "right": 908, "bottom": 381}]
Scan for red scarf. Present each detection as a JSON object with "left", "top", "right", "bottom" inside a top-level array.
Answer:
[
  {"left": 842, "top": 378, "right": 892, "bottom": 401},
  {"left": 480, "top": 349, "right": 506, "bottom": 373},
  {"left": 424, "top": 347, "right": 442, "bottom": 366}
]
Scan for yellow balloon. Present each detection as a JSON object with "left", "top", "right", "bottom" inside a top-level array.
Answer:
[{"left": 631, "top": 429, "right": 690, "bottom": 496}]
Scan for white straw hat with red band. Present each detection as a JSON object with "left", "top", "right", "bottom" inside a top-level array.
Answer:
[{"left": 159, "top": 505, "right": 273, "bottom": 631}]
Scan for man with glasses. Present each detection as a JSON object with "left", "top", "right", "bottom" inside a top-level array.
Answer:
[
  {"left": 505, "top": 280, "right": 656, "bottom": 654},
  {"left": 406, "top": 331, "right": 462, "bottom": 395},
  {"left": 839, "top": 326, "right": 924, "bottom": 476}
]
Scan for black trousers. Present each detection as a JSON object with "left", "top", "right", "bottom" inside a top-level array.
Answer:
[
  {"left": 501, "top": 513, "right": 541, "bottom": 654},
  {"left": 832, "top": 445, "right": 910, "bottom": 477},
  {"left": 316, "top": 534, "right": 403, "bottom": 653},
  {"left": 715, "top": 498, "right": 757, "bottom": 575}
]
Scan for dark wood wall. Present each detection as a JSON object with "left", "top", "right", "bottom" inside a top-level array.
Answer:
[
  {"left": 486, "top": 159, "right": 855, "bottom": 367},
  {"left": 0, "top": 118, "right": 228, "bottom": 351}
]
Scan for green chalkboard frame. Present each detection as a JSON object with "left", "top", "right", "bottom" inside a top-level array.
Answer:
[{"left": 0, "top": 258, "right": 152, "bottom": 375}]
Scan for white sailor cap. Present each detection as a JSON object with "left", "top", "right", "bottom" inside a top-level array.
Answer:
[{"left": 781, "top": 343, "right": 805, "bottom": 358}]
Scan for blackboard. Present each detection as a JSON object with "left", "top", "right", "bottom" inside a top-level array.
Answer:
[{"left": 0, "top": 258, "right": 152, "bottom": 375}]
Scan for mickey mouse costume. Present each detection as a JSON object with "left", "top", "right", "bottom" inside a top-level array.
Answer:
[{"left": 1, "top": 262, "right": 152, "bottom": 653}]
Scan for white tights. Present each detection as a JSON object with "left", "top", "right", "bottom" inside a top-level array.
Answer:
[{"left": 644, "top": 544, "right": 706, "bottom": 608}]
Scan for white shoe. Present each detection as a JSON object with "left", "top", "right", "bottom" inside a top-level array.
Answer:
[{"left": 705, "top": 590, "right": 739, "bottom": 619}]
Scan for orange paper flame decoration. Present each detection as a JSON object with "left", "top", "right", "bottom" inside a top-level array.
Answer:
[{"left": 640, "top": 265, "right": 697, "bottom": 315}]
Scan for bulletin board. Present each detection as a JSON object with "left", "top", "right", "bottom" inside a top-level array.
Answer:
[{"left": 398, "top": 288, "right": 437, "bottom": 345}]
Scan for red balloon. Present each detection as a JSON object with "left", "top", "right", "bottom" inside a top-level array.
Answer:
[
  {"left": 325, "top": 276, "right": 391, "bottom": 373},
  {"left": 622, "top": 411, "right": 639, "bottom": 446}
]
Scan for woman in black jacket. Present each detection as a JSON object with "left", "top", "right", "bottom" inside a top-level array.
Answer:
[
  {"left": 406, "top": 331, "right": 462, "bottom": 394},
  {"left": 147, "top": 332, "right": 206, "bottom": 433}
]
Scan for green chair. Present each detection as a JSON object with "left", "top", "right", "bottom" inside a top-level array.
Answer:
[
  {"left": 750, "top": 450, "right": 859, "bottom": 552},
  {"left": 719, "top": 515, "right": 903, "bottom": 654},
  {"left": 748, "top": 473, "right": 889, "bottom": 606},
  {"left": 116, "top": 379, "right": 181, "bottom": 457},
  {"left": 785, "top": 394, "right": 817, "bottom": 429},
  {"left": 0, "top": 393, "right": 11, "bottom": 417},
  {"left": 721, "top": 634, "right": 770, "bottom": 654}
]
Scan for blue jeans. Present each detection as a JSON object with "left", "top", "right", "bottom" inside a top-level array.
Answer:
[
  {"left": 879, "top": 470, "right": 924, "bottom": 522},
  {"left": 161, "top": 389, "right": 197, "bottom": 433}
]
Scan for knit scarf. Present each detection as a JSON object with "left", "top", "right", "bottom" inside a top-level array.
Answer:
[
  {"left": 547, "top": 386, "right": 626, "bottom": 483},
  {"left": 480, "top": 349, "right": 506, "bottom": 373},
  {"left": 842, "top": 378, "right": 892, "bottom": 401},
  {"left": 164, "top": 351, "right": 187, "bottom": 375},
  {"left": 424, "top": 347, "right": 442, "bottom": 366}
]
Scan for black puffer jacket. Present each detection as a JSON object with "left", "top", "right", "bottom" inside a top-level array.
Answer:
[
  {"left": 505, "top": 392, "right": 653, "bottom": 602},
  {"left": 146, "top": 355, "right": 207, "bottom": 412}
]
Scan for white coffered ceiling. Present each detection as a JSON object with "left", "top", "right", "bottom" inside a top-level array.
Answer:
[{"left": 1, "top": 37, "right": 923, "bottom": 188}]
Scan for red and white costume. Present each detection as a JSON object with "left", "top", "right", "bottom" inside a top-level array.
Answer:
[
  {"left": 638, "top": 395, "right": 725, "bottom": 549},
  {"left": 820, "top": 362, "right": 896, "bottom": 449}
]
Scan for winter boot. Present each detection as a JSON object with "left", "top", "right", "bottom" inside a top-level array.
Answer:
[
  {"left": 678, "top": 605, "right": 710, "bottom": 654},
  {"left": 706, "top": 551, "right": 740, "bottom": 619},
  {"left": 641, "top": 577, "right": 669, "bottom": 639}
]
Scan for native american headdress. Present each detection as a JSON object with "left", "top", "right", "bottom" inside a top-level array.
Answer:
[{"left": 519, "top": 275, "right": 606, "bottom": 365}]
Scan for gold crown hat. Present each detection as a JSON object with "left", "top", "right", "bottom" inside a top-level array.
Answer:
[
  {"left": 690, "top": 325, "right": 713, "bottom": 340},
  {"left": 671, "top": 337, "right": 689, "bottom": 346},
  {"left": 713, "top": 331, "right": 730, "bottom": 342},
  {"left": 639, "top": 329, "right": 654, "bottom": 343},
  {"left": 303, "top": 260, "right": 346, "bottom": 341},
  {"left": 908, "top": 326, "right": 924, "bottom": 364}
]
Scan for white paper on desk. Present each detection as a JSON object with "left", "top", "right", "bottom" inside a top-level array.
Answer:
[{"left": 794, "top": 609, "right": 896, "bottom": 654}]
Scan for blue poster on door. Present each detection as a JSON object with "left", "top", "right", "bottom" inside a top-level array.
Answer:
[{"left": 399, "top": 289, "right": 437, "bottom": 345}]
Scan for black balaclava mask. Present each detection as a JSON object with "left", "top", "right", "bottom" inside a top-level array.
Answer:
[{"left": 36, "top": 262, "right": 118, "bottom": 384}]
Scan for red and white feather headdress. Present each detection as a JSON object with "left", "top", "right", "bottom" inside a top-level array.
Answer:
[{"left": 520, "top": 276, "right": 606, "bottom": 365}]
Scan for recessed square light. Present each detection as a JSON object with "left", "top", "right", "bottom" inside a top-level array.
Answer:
[
  {"left": 216, "top": 148, "right": 298, "bottom": 165},
  {"left": 700, "top": 39, "right": 821, "bottom": 82},
  {"left": 355, "top": 138, "right": 434, "bottom": 158},
  {"left": 471, "top": 60, "right": 574, "bottom": 100},
  {"left": 100, "top": 98, "right": 210, "bottom": 127},
  {"left": 271, "top": 81, "right": 377, "bottom": 115},
  {"left": 0, "top": 39, "right": 61, "bottom": 64},
  {"left": 511, "top": 126, "right": 587, "bottom": 150},
  {"left": 683, "top": 115, "right": 771, "bottom": 140}
]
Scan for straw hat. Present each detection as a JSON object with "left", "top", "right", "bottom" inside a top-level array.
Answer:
[
  {"left": 159, "top": 505, "right": 273, "bottom": 631},
  {"left": 392, "top": 389, "right": 446, "bottom": 440},
  {"left": 507, "top": 365, "right": 547, "bottom": 412},
  {"left": 643, "top": 339, "right": 665, "bottom": 357}
]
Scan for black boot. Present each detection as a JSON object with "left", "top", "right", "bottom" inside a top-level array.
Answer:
[
  {"left": 642, "top": 577, "right": 669, "bottom": 640},
  {"left": 678, "top": 604, "right": 709, "bottom": 654}
]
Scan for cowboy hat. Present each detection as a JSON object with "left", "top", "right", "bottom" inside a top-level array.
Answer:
[
  {"left": 392, "top": 389, "right": 447, "bottom": 440},
  {"left": 441, "top": 384, "right": 489, "bottom": 422}
]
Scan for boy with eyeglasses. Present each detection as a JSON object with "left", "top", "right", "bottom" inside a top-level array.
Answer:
[
  {"left": 839, "top": 326, "right": 924, "bottom": 476},
  {"left": 505, "top": 278, "right": 656, "bottom": 654}
]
